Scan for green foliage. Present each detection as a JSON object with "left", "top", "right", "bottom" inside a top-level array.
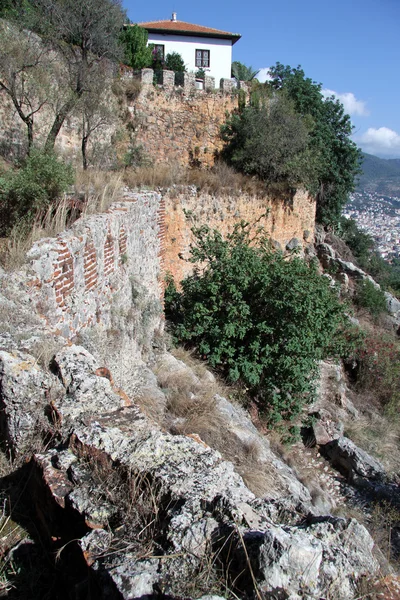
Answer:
[
  {"left": 354, "top": 332, "right": 400, "bottom": 418},
  {"left": 268, "top": 63, "right": 362, "bottom": 226},
  {"left": 338, "top": 217, "right": 400, "bottom": 295},
  {"left": 195, "top": 68, "right": 206, "bottom": 80},
  {"left": 166, "top": 223, "right": 354, "bottom": 424},
  {"left": 354, "top": 279, "right": 388, "bottom": 318},
  {"left": 0, "top": 150, "right": 73, "bottom": 235},
  {"left": 221, "top": 94, "right": 315, "bottom": 186},
  {"left": 165, "top": 52, "right": 186, "bottom": 72},
  {"left": 339, "top": 217, "right": 375, "bottom": 263},
  {"left": 120, "top": 24, "right": 153, "bottom": 70},
  {"left": 231, "top": 61, "right": 259, "bottom": 82}
]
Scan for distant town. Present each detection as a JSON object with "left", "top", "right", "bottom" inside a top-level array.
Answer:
[{"left": 343, "top": 191, "right": 400, "bottom": 259}]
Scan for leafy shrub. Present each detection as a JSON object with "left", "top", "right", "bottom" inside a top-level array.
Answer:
[
  {"left": 0, "top": 150, "right": 73, "bottom": 235},
  {"left": 220, "top": 94, "right": 316, "bottom": 187},
  {"left": 354, "top": 279, "right": 388, "bottom": 318},
  {"left": 119, "top": 24, "right": 153, "bottom": 70},
  {"left": 354, "top": 332, "right": 400, "bottom": 418},
  {"left": 166, "top": 223, "right": 355, "bottom": 424},
  {"left": 165, "top": 52, "right": 186, "bottom": 72}
]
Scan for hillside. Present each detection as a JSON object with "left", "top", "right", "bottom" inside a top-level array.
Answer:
[{"left": 357, "top": 152, "right": 400, "bottom": 195}]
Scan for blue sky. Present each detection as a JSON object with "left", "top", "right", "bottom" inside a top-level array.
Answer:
[{"left": 123, "top": 0, "right": 400, "bottom": 158}]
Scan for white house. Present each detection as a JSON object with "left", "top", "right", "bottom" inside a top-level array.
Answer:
[{"left": 138, "top": 13, "right": 241, "bottom": 87}]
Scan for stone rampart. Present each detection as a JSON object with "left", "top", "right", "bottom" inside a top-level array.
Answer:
[
  {"left": 164, "top": 188, "right": 316, "bottom": 283},
  {"left": 24, "top": 191, "right": 165, "bottom": 339}
]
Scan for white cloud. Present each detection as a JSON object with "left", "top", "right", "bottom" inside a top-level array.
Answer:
[
  {"left": 322, "top": 89, "right": 369, "bottom": 116},
  {"left": 357, "top": 127, "right": 400, "bottom": 156},
  {"left": 257, "top": 67, "right": 272, "bottom": 83}
]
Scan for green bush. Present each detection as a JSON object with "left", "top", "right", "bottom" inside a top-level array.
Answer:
[
  {"left": 166, "top": 223, "right": 356, "bottom": 424},
  {"left": 0, "top": 149, "right": 73, "bottom": 235},
  {"left": 354, "top": 279, "right": 388, "bottom": 318},
  {"left": 165, "top": 52, "right": 186, "bottom": 72},
  {"left": 221, "top": 94, "right": 315, "bottom": 187},
  {"left": 119, "top": 24, "right": 153, "bottom": 70},
  {"left": 354, "top": 332, "right": 400, "bottom": 418}
]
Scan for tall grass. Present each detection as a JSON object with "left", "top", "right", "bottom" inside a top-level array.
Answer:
[{"left": 0, "top": 169, "right": 123, "bottom": 271}]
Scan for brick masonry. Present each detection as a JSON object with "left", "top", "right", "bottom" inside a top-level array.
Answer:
[
  {"left": 17, "top": 185, "right": 315, "bottom": 340},
  {"left": 26, "top": 192, "right": 164, "bottom": 339}
]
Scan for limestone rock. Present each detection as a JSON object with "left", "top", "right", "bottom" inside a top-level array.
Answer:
[
  {"left": 230, "top": 516, "right": 378, "bottom": 600},
  {"left": 0, "top": 349, "right": 55, "bottom": 454},
  {"left": 321, "top": 436, "right": 385, "bottom": 483}
]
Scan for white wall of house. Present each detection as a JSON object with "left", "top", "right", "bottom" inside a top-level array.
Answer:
[{"left": 147, "top": 33, "right": 233, "bottom": 87}]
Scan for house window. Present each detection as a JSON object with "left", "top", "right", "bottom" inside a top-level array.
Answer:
[
  {"left": 195, "top": 49, "right": 210, "bottom": 68},
  {"left": 153, "top": 44, "right": 165, "bottom": 60}
]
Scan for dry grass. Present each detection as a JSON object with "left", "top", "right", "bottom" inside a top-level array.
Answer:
[
  {"left": 74, "top": 168, "right": 123, "bottom": 214},
  {"left": 345, "top": 413, "right": 400, "bottom": 475},
  {"left": 154, "top": 348, "right": 283, "bottom": 497},
  {"left": 0, "top": 197, "right": 74, "bottom": 270},
  {"left": 124, "top": 161, "right": 270, "bottom": 197}
]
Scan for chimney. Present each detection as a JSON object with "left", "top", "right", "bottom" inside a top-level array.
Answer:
[{"left": 171, "top": 12, "right": 177, "bottom": 21}]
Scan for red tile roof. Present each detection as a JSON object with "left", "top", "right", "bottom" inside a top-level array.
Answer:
[{"left": 137, "top": 19, "right": 241, "bottom": 44}]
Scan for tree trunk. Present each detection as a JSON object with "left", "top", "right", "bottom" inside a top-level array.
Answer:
[
  {"left": 44, "top": 97, "right": 78, "bottom": 152},
  {"left": 82, "top": 134, "right": 88, "bottom": 170}
]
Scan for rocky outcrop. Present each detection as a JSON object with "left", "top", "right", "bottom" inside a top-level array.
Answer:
[{"left": 0, "top": 341, "right": 380, "bottom": 599}]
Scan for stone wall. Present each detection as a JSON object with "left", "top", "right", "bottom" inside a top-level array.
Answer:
[
  {"left": 131, "top": 77, "right": 240, "bottom": 168},
  {"left": 0, "top": 66, "right": 241, "bottom": 168},
  {"left": 24, "top": 192, "right": 165, "bottom": 339},
  {"left": 164, "top": 188, "right": 316, "bottom": 283}
]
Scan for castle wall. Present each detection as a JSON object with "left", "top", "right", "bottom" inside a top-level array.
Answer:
[
  {"left": 164, "top": 188, "right": 316, "bottom": 283},
  {"left": 129, "top": 75, "right": 240, "bottom": 168},
  {"left": 25, "top": 192, "right": 165, "bottom": 339}
]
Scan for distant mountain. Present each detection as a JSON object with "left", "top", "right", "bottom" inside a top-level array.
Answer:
[{"left": 357, "top": 153, "right": 400, "bottom": 196}]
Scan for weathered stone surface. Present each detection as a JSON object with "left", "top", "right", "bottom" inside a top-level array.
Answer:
[
  {"left": 286, "top": 237, "right": 300, "bottom": 251},
  {"left": 231, "top": 516, "right": 378, "bottom": 600},
  {"left": 310, "top": 360, "right": 358, "bottom": 446},
  {"left": 0, "top": 349, "right": 56, "bottom": 454},
  {"left": 385, "top": 291, "right": 400, "bottom": 324},
  {"left": 321, "top": 436, "right": 385, "bottom": 482},
  {"left": 165, "top": 188, "right": 316, "bottom": 283}
]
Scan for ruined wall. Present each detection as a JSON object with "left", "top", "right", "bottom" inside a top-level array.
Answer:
[
  {"left": 164, "top": 188, "right": 316, "bottom": 283},
  {"left": 25, "top": 192, "right": 165, "bottom": 339}
]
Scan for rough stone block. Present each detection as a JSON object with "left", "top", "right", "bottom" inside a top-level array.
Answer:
[
  {"left": 141, "top": 68, "right": 153, "bottom": 85},
  {"left": 162, "top": 70, "right": 175, "bottom": 89},
  {"left": 204, "top": 76, "right": 215, "bottom": 91},
  {"left": 183, "top": 72, "right": 196, "bottom": 91},
  {"left": 220, "top": 78, "right": 236, "bottom": 93}
]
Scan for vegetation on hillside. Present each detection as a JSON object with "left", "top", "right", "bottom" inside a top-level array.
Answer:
[
  {"left": 0, "top": 150, "right": 73, "bottom": 236},
  {"left": 357, "top": 152, "right": 400, "bottom": 195},
  {"left": 166, "top": 222, "right": 358, "bottom": 428},
  {"left": 221, "top": 63, "right": 362, "bottom": 227},
  {"left": 339, "top": 216, "right": 400, "bottom": 295}
]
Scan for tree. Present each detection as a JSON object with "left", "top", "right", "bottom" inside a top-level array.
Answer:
[
  {"left": 78, "top": 63, "right": 116, "bottom": 169},
  {"left": 231, "top": 61, "right": 259, "bottom": 82},
  {"left": 0, "top": 149, "right": 73, "bottom": 234},
  {"left": 0, "top": 19, "right": 53, "bottom": 153},
  {"left": 221, "top": 93, "right": 315, "bottom": 186},
  {"left": 120, "top": 24, "right": 153, "bottom": 70},
  {"left": 165, "top": 52, "right": 186, "bottom": 72},
  {"left": 25, "top": 0, "right": 126, "bottom": 150},
  {"left": 166, "top": 223, "right": 353, "bottom": 424},
  {"left": 268, "top": 63, "right": 362, "bottom": 226}
]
